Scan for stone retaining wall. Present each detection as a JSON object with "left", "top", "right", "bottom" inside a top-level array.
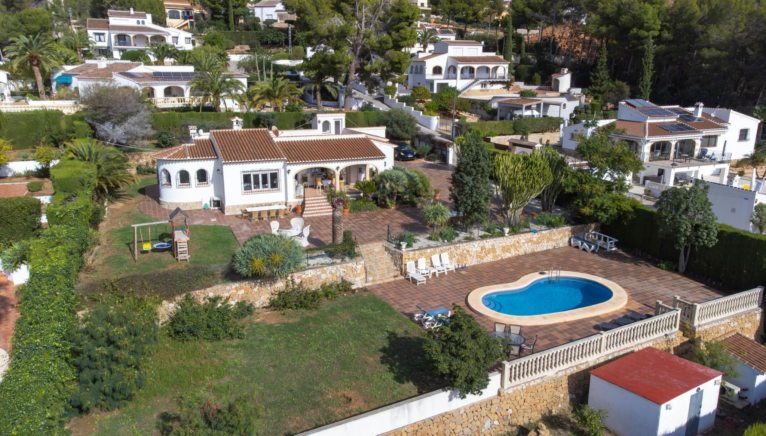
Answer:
[
  {"left": 381, "top": 332, "right": 687, "bottom": 436},
  {"left": 125, "top": 151, "right": 155, "bottom": 167},
  {"left": 691, "top": 309, "right": 763, "bottom": 342},
  {"left": 386, "top": 224, "right": 598, "bottom": 274},
  {"left": 158, "top": 259, "right": 366, "bottom": 321}
]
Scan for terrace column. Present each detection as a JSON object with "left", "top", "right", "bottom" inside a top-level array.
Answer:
[{"left": 719, "top": 165, "right": 729, "bottom": 184}]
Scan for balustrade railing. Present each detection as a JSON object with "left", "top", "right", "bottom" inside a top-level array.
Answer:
[
  {"left": 501, "top": 310, "right": 681, "bottom": 390},
  {"left": 150, "top": 97, "right": 204, "bottom": 106},
  {"left": 0, "top": 104, "right": 81, "bottom": 114},
  {"left": 654, "top": 287, "right": 763, "bottom": 327}
]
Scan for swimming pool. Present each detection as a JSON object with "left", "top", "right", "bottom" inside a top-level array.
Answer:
[
  {"left": 467, "top": 272, "right": 627, "bottom": 325},
  {"left": 481, "top": 277, "right": 613, "bottom": 316}
]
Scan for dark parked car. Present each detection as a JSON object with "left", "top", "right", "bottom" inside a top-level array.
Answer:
[{"left": 396, "top": 144, "right": 416, "bottom": 161}]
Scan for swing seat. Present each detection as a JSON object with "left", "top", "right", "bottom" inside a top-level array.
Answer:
[{"left": 142, "top": 242, "right": 151, "bottom": 251}]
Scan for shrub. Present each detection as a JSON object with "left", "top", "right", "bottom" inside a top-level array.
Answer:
[
  {"left": 270, "top": 278, "right": 353, "bottom": 311},
  {"left": 439, "top": 225, "right": 457, "bottom": 242},
  {"left": 289, "top": 46, "right": 305, "bottom": 60},
  {"left": 158, "top": 391, "right": 262, "bottom": 435},
  {"left": 136, "top": 164, "right": 157, "bottom": 175},
  {"left": 70, "top": 296, "right": 159, "bottom": 412},
  {"left": 691, "top": 340, "right": 741, "bottom": 378},
  {"left": 156, "top": 130, "right": 179, "bottom": 148},
  {"left": 393, "top": 229, "right": 418, "bottom": 248},
  {"left": 50, "top": 159, "right": 97, "bottom": 195},
  {"left": 383, "top": 85, "right": 397, "bottom": 97},
  {"left": 519, "top": 89, "right": 537, "bottom": 97},
  {"left": 467, "top": 120, "right": 515, "bottom": 136},
  {"left": 348, "top": 197, "right": 378, "bottom": 213},
  {"left": 231, "top": 233, "right": 304, "bottom": 278},
  {"left": 120, "top": 50, "right": 152, "bottom": 63},
  {"left": 167, "top": 295, "right": 249, "bottom": 341},
  {"left": 745, "top": 423, "right": 766, "bottom": 436},
  {"left": 47, "top": 193, "right": 93, "bottom": 228},
  {"left": 89, "top": 203, "right": 106, "bottom": 229},
  {"left": 77, "top": 266, "right": 221, "bottom": 303},
  {"left": 26, "top": 181, "right": 43, "bottom": 192},
  {"left": 0, "top": 110, "right": 68, "bottom": 149},
  {"left": 412, "top": 86, "right": 431, "bottom": 101},
  {"left": 531, "top": 73, "right": 541, "bottom": 85},
  {"left": 414, "top": 144, "right": 432, "bottom": 158},
  {"left": 0, "top": 196, "right": 41, "bottom": 249},
  {"left": 513, "top": 117, "right": 563, "bottom": 134},
  {"left": 360, "top": 102, "right": 375, "bottom": 111},
  {"left": 575, "top": 405, "right": 608, "bottom": 436},
  {"left": 72, "top": 120, "right": 94, "bottom": 139},
  {"left": 422, "top": 201, "right": 450, "bottom": 231},
  {"left": 425, "top": 101, "right": 440, "bottom": 113},
  {"left": 514, "top": 65, "right": 536, "bottom": 83},
  {"left": 203, "top": 30, "right": 227, "bottom": 48},
  {"left": 379, "top": 108, "right": 418, "bottom": 140},
  {"left": 0, "top": 240, "right": 32, "bottom": 271},
  {"left": 397, "top": 94, "right": 417, "bottom": 106},
  {"left": 285, "top": 103, "right": 303, "bottom": 112}
]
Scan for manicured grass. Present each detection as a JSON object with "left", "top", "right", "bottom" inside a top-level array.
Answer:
[{"left": 73, "top": 292, "right": 439, "bottom": 436}]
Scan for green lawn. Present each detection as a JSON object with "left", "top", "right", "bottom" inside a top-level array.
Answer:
[{"left": 71, "top": 292, "right": 439, "bottom": 436}]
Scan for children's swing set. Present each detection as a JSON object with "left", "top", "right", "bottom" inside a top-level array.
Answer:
[{"left": 131, "top": 207, "right": 191, "bottom": 262}]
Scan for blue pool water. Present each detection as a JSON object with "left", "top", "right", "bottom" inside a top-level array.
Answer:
[{"left": 481, "top": 277, "right": 613, "bottom": 316}]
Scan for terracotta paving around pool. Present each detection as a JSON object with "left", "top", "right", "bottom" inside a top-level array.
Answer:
[
  {"left": 0, "top": 273, "right": 19, "bottom": 352},
  {"left": 368, "top": 247, "right": 728, "bottom": 355}
]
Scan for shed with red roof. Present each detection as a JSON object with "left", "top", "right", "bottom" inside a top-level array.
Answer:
[{"left": 588, "top": 347, "right": 722, "bottom": 436}]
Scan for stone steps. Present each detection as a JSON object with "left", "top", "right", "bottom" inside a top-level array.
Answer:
[
  {"left": 359, "top": 243, "right": 402, "bottom": 285},
  {"left": 302, "top": 196, "right": 333, "bottom": 217}
]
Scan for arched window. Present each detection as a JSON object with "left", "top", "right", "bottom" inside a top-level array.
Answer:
[
  {"left": 433, "top": 66, "right": 442, "bottom": 75},
  {"left": 322, "top": 120, "right": 330, "bottom": 133},
  {"left": 562, "top": 103, "right": 566, "bottom": 109},
  {"left": 168, "top": 10, "right": 181, "bottom": 19},
  {"left": 196, "top": 169, "right": 209, "bottom": 186},
  {"left": 447, "top": 65, "right": 457, "bottom": 77},
  {"left": 160, "top": 169, "right": 171, "bottom": 186},
  {"left": 177, "top": 170, "right": 191, "bottom": 187}
]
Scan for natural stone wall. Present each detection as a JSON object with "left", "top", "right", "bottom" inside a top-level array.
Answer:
[
  {"left": 125, "top": 152, "right": 155, "bottom": 167},
  {"left": 160, "top": 199, "right": 204, "bottom": 211},
  {"left": 158, "top": 259, "right": 366, "bottom": 321},
  {"left": 692, "top": 309, "right": 763, "bottom": 342},
  {"left": 387, "top": 224, "right": 599, "bottom": 274},
  {"left": 382, "top": 332, "right": 687, "bottom": 436}
]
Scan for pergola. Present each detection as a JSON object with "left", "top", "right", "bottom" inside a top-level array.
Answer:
[{"left": 496, "top": 98, "right": 544, "bottom": 120}]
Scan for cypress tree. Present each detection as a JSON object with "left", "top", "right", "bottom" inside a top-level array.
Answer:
[
  {"left": 504, "top": 14, "right": 514, "bottom": 76},
  {"left": 637, "top": 35, "right": 654, "bottom": 101},
  {"left": 228, "top": 0, "right": 235, "bottom": 31},
  {"left": 450, "top": 132, "right": 493, "bottom": 228},
  {"left": 589, "top": 43, "right": 610, "bottom": 97}
]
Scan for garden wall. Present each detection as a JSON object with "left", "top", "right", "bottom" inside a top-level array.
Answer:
[
  {"left": 124, "top": 151, "right": 155, "bottom": 167},
  {"left": 691, "top": 309, "right": 762, "bottom": 342},
  {"left": 386, "top": 224, "right": 598, "bottom": 275},
  {"left": 382, "top": 94, "right": 439, "bottom": 131}
]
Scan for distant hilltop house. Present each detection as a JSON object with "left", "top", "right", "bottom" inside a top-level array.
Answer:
[
  {"left": 562, "top": 99, "right": 760, "bottom": 188},
  {"left": 406, "top": 24, "right": 456, "bottom": 54},
  {"left": 163, "top": 0, "right": 207, "bottom": 30},
  {"left": 87, "top": 9, "right": 196, "bottom": 60},
  {"left": 152, "top": 113, "right": 395, "bottom": 214},
  {"left": 247, "top": 0, "right": 296, "bottom": 27},
  {"left": 50, "top": 60, "right": 247, "bottom": 110}
]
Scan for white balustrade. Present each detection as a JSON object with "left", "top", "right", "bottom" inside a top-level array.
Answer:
[
  {"left": 501, "top": 310, "right": 681, "bottom": 389},
  {"left": 0, "top": 104, "right": 81, "bottom": 114},
  {"left": 693, "top": 286, "right": 763, "bottom": 326}
]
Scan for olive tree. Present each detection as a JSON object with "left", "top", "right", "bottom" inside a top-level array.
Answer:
[{"left": 751, "top": 203, "right": 766, "bottom": 234}]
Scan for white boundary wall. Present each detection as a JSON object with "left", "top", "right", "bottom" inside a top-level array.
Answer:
[
  {"left": 299, "top": 373, "right": 501, "bottom": 436},
  {"left": 382, "top": 94, "right": 439, "bottom": 131},
  {"left": 0, "top": 160, "right": 59, "bottom": 177}
]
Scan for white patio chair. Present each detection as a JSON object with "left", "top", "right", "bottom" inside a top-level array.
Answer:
[
  {"left": 494, "top": 323, "right": 507, "bottom": 333},
  {"left": 431, "top": 254, "right": 447, "bottom": 276},
  {"left": 270, "top": 221, "right": 280, "bottom": 235},
  {"left": 294, "top": 225, "right": 310, "bottom": 248},
  {"left": 440, "top": 253, "right": 456, "bottom": 272},
  {"left": 508, "top": 325, "right": 521, "bottom": 335},
  {"left": 406, "top": 262, "right": 427, "bottom": 286},
  {"left": 290, "top": 217, "right": 304, "bottom": 232},
  {"left": 416, "top": 258, "right": 432, "bottom": 278}
]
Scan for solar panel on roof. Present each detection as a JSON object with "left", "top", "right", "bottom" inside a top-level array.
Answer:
[
  {"left": 679, "top": 114, "right": 701, "bottom": 123},
  {"left": 659, "top": 123, "right": 697, "bottom": 133},
  {"left": 122, "top": 72, "right": 143, "bottom": 78},
  {"left": 626, "top": 99, "right": 655, "bottom": 108},
  {"left": 640, "top": 108, "right": 675, "bottom": 117},
  {"left": 667, "top": 107, "right": 688, "bottom": 115}
]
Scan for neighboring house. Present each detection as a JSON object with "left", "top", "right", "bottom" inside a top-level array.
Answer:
[
  {"left": 406, "top": 26, "right": 456, "bottom": 54},
  {"left": 153, "top": 113, "right": 394, "bottom": 214},
  {"left": 51, "top": 60, "right": 247, "bottom": 110},
  {"left": 164, "top": 0, "right": 206, "bottom": 29},
  {"left": 247, "top": 0, "right": 296, "bottom": 25},
  {"left": 407, "top": 40, "right": 510, "bottom": 93},
  {"left": 0, "top": 69, "right": 10, "bottom": 101},
  {"left": 704, "top": 180, "right": 766, "bottom": 233},
  {"left": 560, "top": 119, "right": 613, "bottom": 150},
  {"left": 411, "top": 0, "right": 430, "bottom": 11},
  {"left": 588, "top": 347, "right": 722, "bottom": 436},
  {"left": 87, "top": 9, "right": 196, "bottom": 60},
  {"left": 718, "top": 332, "right": 766, "bottom": 406},
  {"left": 561, "top": 99, "right": 759, "bottom": 187}
]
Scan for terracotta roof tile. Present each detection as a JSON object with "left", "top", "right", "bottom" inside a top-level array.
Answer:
[
  {"left": 442, "top": 40, "right": 482, "bottom": 45},
  {"left": 497, "top": 98, "right": 541, "bottom": 106},
  {"left": 412, "top": 53, "right": 446, "bottom": 62},
  {"left": 211, "top": 129, "right": 285, "bottom": 163},
  {"left": 108, "top": 25, "right": 169, "bottom": 34},
  {"left": 66, "top": 62, "right": 143, "bottom": 79},
  {"left": 277, "top": 136, "right": 385, "bottom": 163},
  {"left": 152, "top": 139, "right": 217, "bottom": 160},
  {"left": 718, "top": 332, "right": 766, "bottom": 374},
  {"left": 451, "top": 56, "right": 508, "bottom": 63},
  {"left": 87, "top": 18, "right": 109, "bottom": 30},
  {"left": 108, "top": 9, "right": 148, "bottom": 18},
  {"left": 609, "top": 120, "right": 703, "bottom": 138}
]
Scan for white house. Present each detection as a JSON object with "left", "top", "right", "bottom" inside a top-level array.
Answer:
[
  {"left": 152, "top": 113, "right": 395, "bottom": 214},
  {"left": 406, "top": 40, "right": 510, "bottom": 93},
  {"left": 406, "top": 26, "right": 456, "bottom": 54},
  {"left": 164, "top": 0, "right": 206, "bottom": 30},
  {"left": 718, "top": 332, "right": 766, "bottom": 407},
  {"left": 705, "top": 180, "right": 766, "bottom": 233},
  {"left": 589, "top": 347, "right": 722, "bottom": 436},
  {"left": 0, "top": 68, "right": 10, "bottom": 101},
  {"left": 561, "top": 99, "right": 760, "bottom": 187},
  {"left": 560, "top": 119, "right": 613, "bottom": 149},
  {"left": 247, "top": 0, "right": 295, "bottom": 25},
  {"left": 51, "top": 60, "right": 247, "bottom": 110},
  {"left": 87, "top": 9, "right": 196, "bottom": 60}
]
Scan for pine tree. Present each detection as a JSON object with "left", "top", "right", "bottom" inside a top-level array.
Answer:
[
  {"left": 637, "top": 35, "right": 654, "bottom": 101},
  {"left": 450, "top": 132, "right": 493, "bottom": 228},
  {"left": 504, "top": 14, "right": 514, "bottom": 77},
  {"left": 589, "top": 43, "right": 610, "bottom": 97}
]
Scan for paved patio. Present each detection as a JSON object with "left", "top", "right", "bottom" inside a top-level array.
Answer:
[
  {"left": 368, "top": 247, "right": 728, "bottom": 355},
  {"left": 0, "top": 273, "right": 18, "bottom": 352}
]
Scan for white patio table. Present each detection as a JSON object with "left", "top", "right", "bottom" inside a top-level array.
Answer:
[{"left": 246, "top": 204, "right": 287, "bottom": 213}]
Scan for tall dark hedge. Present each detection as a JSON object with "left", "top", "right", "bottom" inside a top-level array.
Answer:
[
  {"left": 0, "top": 196, "right": 42, "bottom": 250},
  {"left": 50, "top": 160, "right": 97, "bottom": 195},
  {"left": 468, "top": 117, "right": 563, "bottom": 136},
  {"left": 0, "top": 111, "right": 65, "bottom": 149},
  {"left": 603, "top": 207, "right": 766, "bottom": 290}
]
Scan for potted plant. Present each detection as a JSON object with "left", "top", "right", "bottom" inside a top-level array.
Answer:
[
  {"left": 295, "top": 203, "right": 302, "bottom": 214},
  {"left": 343, "top": 204, "right": 350, "bottom": 216},
  {"left": 434, "top": 188, "right": 442, "bottom": 200}
]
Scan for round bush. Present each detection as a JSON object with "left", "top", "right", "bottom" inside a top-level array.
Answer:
[
  {"left": 232, "top": 233, "right": 304, "bottom": 278},
  {"left": 26, "top": 181, "right": 43, "bottom": 192}
]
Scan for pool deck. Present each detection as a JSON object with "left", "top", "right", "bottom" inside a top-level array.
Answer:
[{"left": 368, "top": 247, "right": 729, "bottom": 354}]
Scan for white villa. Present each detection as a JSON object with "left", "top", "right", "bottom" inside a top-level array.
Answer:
[
  {"left": 407, "top": 40, "right": 510, "bottom": 93},
  {"left": 562, "top": 99, "right": 761, "bottom": 187},
  {"left": 152, "top": 113, "right": 395, "bottom": 214},
  {"left": 406, "top": 26, "right": 456, "bottom": 54},
  {"left": 51, "top": 60, "right": 247, "bottom": 110},
  {"left": 247, "top": 0, "right": 295, "bottom": 25},
  {"left": 87, "top": 9, "right": 196, "bottom": 60}
]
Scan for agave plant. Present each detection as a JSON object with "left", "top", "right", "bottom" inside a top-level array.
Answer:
[{"left": 231, "top": 234, "right": 304, "bottom": 278}]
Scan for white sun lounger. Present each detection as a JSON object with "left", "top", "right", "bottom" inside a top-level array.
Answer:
[
  {"left": 440, "top": 253, "right": 456, "bottom": 272},
  {"left": 431, "top": 254, "right": 447, "bottom": 276},
  {"left": 406, "top": 261, "right": 426, "bottom": 285},
  {"left": 417, "top": 258, "right": 432, "bottom": 278}
]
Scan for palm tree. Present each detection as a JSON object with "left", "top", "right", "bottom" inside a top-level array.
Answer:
[
  {"left": 59, "top": 29, "right": 94, "bottom": 56},
  {"left": 305, "top": 71, "right": 339, "bottom": 110},
  {"left": 754, "top": 106, "right": 766, "bottom": 144},
  {"left": 248, "top": 77, "right": 304, "bottom": 112},
  {"left": 416, "top": 29, "right": 440, "bottom": 53},
  {"left": 5, "top": 34, "right": 60, "bottom": 100},
  {"left": 148, "top": 42, "right": 178, "bottom": 66},
  {"left": 64, "top": 138, "right": 137, "bottom": 197},
  {"left": 192, "top": 52, "right": 223, "bottom": 72},
  {"left": 188, "top": 69, "right": 245, "bottom": 112}
]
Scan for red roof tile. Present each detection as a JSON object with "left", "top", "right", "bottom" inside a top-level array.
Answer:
[
  {"left": 412, "top": 53, "right": 446, "bottom": 62},
  {"left": 718, "top": 332, "right": 766, "bottom": 374},
  {"left": 441, "top": 40, "right": 482, "bottom": 45},
  {"left": 451, "top": 56, "right": 508, "bottom": 64},
  {"left": 108, "top": 9, "right": 149, "bottom": 18},
  {"left": 66, "top": 62, "right": 143, "bottom": 79},
  {"left": 152, "top": 139, "right": 218, "bottom": 160},
  {"left": 87, "top": 18, "right": 109, "bottom": 30},
  {"left": 277, "top": 136, "right": 385, "bottom": 163},
  {"left": 108, "top": 25, "right": 169, "bottom": 34},
  {"left": 609, "top": 120, "right": 703, "bottom": 138},
  {"left": 590, "top": 348, "right": 721, "bottom": 405},
  {"left": 211, "top": 129, "right": 285, "bottom": 163}
]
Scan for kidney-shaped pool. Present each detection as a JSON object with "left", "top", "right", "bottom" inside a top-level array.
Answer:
[{"left": 467, "top": 272, "right": 628, "bottom": 325}]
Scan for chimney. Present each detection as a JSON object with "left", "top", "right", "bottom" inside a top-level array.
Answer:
[
  {"left": 694, "top": 102, "right": 704, "bottom": 118},
  {"left": 644, "top": 121, "right": 649, "bottom": 137},
  {"left": 97, "top": 60, "right": 106, "bottom": 68},
  {"left": 561, "top": 68, "right": 568, "bottom": 74},
  {"left": 130, "top": 7, "right": 134, "bottom": 14},
  {"left": 188, "top": 125, "right": 198, "bottom": 138},
  {"left": 231, "top": 117, "right": 242, "bottom": 130}
]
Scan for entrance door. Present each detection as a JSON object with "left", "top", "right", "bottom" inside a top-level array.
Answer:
[{"left": 685, "top": 390, "right": 704, "bottom": 436}]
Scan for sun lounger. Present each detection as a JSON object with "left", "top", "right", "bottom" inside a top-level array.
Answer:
[
  {"left": 584, "top": 231, "right": 618, "bottom": 251},
  {"left": 406, "top": 262, "right": 427, "bottom": 285},
  {"left": 414, "top": 305, "right": 451, "bottom": 329},
  {"left": 416, "top": 258, "right": 432, "bottom": 278},
  {"left": 614, "top": 317, "right": 634, "bottom": 326},
  {"left": 599, "top": 322, "right": 620, "bottom": 331},
  {"left": 440, "top": 253, "right": 456, "bottom": 273},
  {"left": 431, "top": 254, "right": 447, "bottom": 276},
  {"left": 570, "top": 236, "right": 599, "bottom": 253},
  {"left": 627, "top": 312, "right": 649, "bottom": 321}
]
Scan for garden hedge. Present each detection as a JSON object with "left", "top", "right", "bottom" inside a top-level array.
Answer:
[
  {"left": 47, "top": 193, "right": 93, "bottom": 228},
  {"left": 0, "top": 196, "right": 42, "bottom": 250},
  {"left": 602, "top": 207, "right": 766, "bottom": 290},
  {"left": 468, "top": 120, "right": 515, "bottom": 136},
  {"left": 468, "top": 117, "right": 563, "bottom": 136},
  {"left": 0, "top": 111, "right": 66, "bottom": 149},
  {"left": 50, "top": 160, "right": 97, "bottom": 195}
]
